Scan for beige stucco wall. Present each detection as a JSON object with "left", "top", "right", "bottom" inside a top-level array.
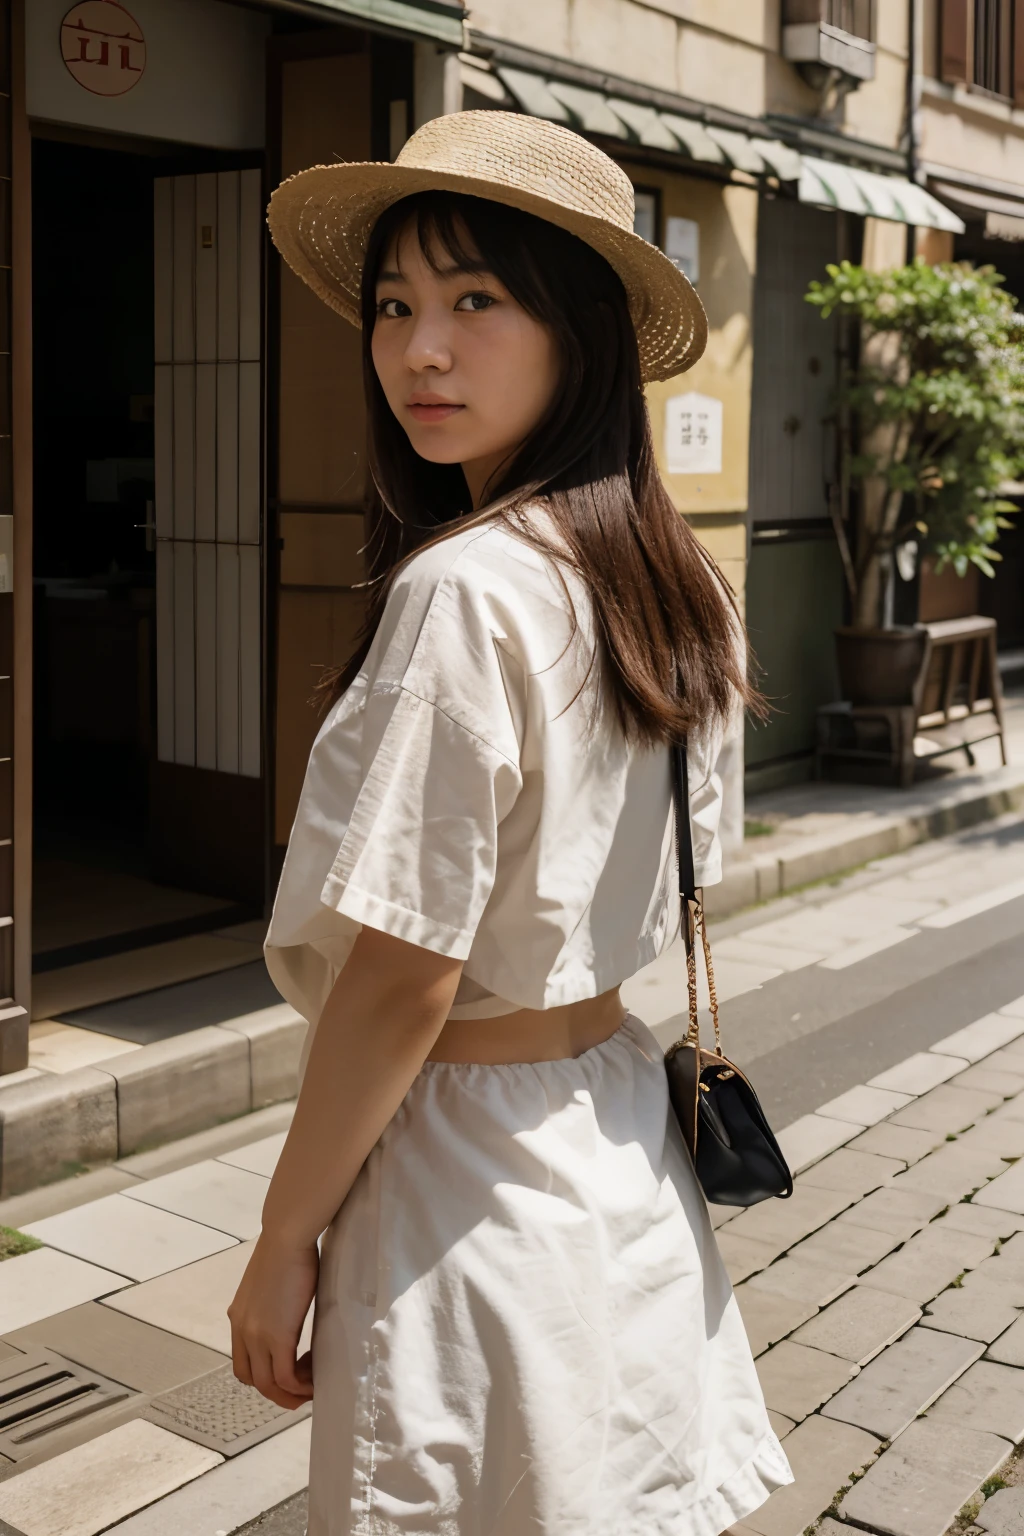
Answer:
[
  {"left": 468, "top": 0, "right": 908, "bottom": 151},
  {"left": 918, "top": 84, "right": 1024, "bottom": 185},
  {"left": 629, "top": 170, "right": 757, "bottom": 603}
]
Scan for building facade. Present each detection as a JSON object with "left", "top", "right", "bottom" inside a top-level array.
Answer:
[{"left": 0, "top": 0, "right": 1007, "bottom": 1072}]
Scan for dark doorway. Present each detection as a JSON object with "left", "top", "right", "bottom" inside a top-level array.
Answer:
[{"left": 31, "top": 137, "right": 252, "bottom": 990}]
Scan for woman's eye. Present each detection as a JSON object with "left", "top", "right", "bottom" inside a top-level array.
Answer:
[
  {"left": 377, "top": 298, "right": 411, "bottom": 319},
  {"left": 455, "top": 292, "right": 496, "bottom": 313}
]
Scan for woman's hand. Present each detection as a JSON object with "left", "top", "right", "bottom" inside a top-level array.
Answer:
[{"left": 228, "top": 1234, "right": 319, "bottom": 1410}]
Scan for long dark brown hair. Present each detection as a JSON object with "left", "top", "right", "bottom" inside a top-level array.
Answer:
[{"left": 326, "top": 190, "right": 759, "bottom": 745}]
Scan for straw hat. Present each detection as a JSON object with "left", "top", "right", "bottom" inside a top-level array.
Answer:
[{"left": 267, "top": 110, "right": 707, "bottom": 382}]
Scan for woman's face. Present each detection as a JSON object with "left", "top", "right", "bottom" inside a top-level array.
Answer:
[{"left": 371, "top": 219, "right": 560, "bottom": 507}]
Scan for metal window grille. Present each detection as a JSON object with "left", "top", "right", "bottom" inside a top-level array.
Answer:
[{"left": 972, "top": 0, "right": 1013, "bottom": 95}]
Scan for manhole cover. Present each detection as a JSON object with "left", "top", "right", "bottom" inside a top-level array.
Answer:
[
  {"left": 0, "top": 1350, "right": 132, "bottom": 1461},
  {"left": 145, "top": 1365, "right": 310, "bottom": 1455}
]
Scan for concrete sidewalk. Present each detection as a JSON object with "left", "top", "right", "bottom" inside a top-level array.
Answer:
[{"left": 712, "top": 689, "right": 1024, "bottom": 919}]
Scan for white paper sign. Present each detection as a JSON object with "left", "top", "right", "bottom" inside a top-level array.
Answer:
[{"left": 664, "top": 392, "right": 722, "bottom": 475}]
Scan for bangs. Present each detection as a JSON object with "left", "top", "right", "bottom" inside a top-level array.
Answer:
[{"left": 371, "top": 193, "right": 502, "bottom": 284}]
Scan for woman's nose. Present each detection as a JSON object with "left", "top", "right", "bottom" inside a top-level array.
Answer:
[{"left": 403, "top": 313, "right": 453, "bottom": 374}]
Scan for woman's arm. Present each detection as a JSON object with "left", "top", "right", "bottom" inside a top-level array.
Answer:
[{"left": 228, "top": 925, "right": 463, "bottom": 1409}]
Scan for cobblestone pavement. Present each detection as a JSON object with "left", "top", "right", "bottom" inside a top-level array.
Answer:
[{"left": 1, "top": 817, "right": 1024, "bottom": 1533}]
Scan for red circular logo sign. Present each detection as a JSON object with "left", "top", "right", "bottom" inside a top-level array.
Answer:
[{"left": 61, "top": 1, "right": 146, "bottom": 97}]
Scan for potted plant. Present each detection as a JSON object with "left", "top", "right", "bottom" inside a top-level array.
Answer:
[{"left": 805, "top": 258, "right": 1024, "bottom": 705}]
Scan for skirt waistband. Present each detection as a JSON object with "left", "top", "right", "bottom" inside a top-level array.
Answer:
[{"left": 418, "top": 1011, "right": 659, "bottom": 1078}]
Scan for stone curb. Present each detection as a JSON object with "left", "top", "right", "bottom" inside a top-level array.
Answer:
[
  {"left": 0, "top": 1008, "right": 307, "bottom": 1198},
  {"left": 706, "top": 770, "right": 1024, "bottom": 918}
]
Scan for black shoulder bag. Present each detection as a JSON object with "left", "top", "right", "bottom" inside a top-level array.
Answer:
[{"left": 664, "top": 743, "right": 793, "bottom": 1207}]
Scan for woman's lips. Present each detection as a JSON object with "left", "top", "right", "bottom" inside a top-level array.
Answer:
[{"left": 407, "top": 402, "right": 464, "bottom": 422}]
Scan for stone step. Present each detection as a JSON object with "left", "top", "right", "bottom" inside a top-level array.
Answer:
[{"left": 0, "top": 1008, "right": 305, "bottom": 1198}]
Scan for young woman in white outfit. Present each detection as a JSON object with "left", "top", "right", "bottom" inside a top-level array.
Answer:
[{"left": 229, "top": 110, "right": 793, "bottom": 1536}]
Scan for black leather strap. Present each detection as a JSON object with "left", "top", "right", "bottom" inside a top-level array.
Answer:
[{"left": 670, "top": 742, "right": 697, "bottom": 907}]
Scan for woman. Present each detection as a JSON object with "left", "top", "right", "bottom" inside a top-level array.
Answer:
[{"left": 229, "top": 110, "right": 792, "bottom": 1535}]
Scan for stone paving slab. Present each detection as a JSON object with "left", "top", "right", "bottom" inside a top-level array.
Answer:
[
  {"left": 766, "top": 1411, "right": 795, "bottom": 1441},
  {"left": 976, "top": 1485, "right": 1024, "bottom": 1534},
  {"left": 775, "top": 1115, "right": 861, "bottom": 1176},
  {"left": 791, "top": 1218, "right": 903, "bottom": 1275},
  {"left": 716, "top": 1232, "right": 778, "bottom": 1285},
  {"left": 976, "top": 1160, "right": 1024, "bottom": 1215},
  {"left": 869, "top": 1053, "right": 969, "bottom": 1096},
  {"left": 122, "top": 1160, "right": 270, "bottom": 1242},
  {"left": 921, "top": 1280, "right": 1021, "bottom": 1344},
  {"left": 859, "top": 1226, "right": 994, "bottom": 1305},
  {"left": 930, "top": 1013, "right": 1024, "bottom": 1064},
  {"left": 847, "top": 1122, "right": 946, "bottom": 1165},
  {"left": 747, "top": 1256, "right": 857, "bottom": 1308},
  {"left": 0, "top": 1247, "right": 129, "bottom": 1334},
  {"left": 755, "top": 1341, "right": 856, "bottom": 1424},
  {"left": 740, "top": 1414, "right": 880, "bottom": 1536},
  {"left": 101, "top": 1420, "right": 312, "bottom": 1536},
  {"left": 4, "top": 1301, "right": 227, "bottom": 1396},
  {"left": 0, "top": 1419, "right": 221, "bottom": 1536},
  {"left": 888, "top": 1084, "right": 1006, "bottom": 1137},
  {"left": 929, "top": 1358, "right": 1024, "bottom": 1441},
  {"left": 985, "top": 1315, "right": 1024, "bottom": 1366},
  {"left": 798, "top": 1148, "right": 904, "bottom": 1197},
  {"left": 930, "top": 1202, "right": 1024, "bottom": 1241},
  {"left": 838, "top": 1419, "right": 1011, "bottom": 1536},
  {"left": 218, "top": 1133, "right": 287, "bottom": 1179},
  {"left": 102, "top": 1242, "right": 256, "bottom": 1356},
  {"left": 23, "top": 1194, "right": 237, "bottom": 1282},
  {"left": 951, "top": 1065, "right": 1024, "bottom": 1097},
  {"left": 816, "top": 1085, "right": 913, "bottom": 1127},
  {"left": 888, "top": 1146, "right": 1006, "bottom": 1204},
  {"left": 734, "top": 1285, "right": 817, "bottom": 1357},
  {"left": 822, "top": 1325, "right": 982, "bottom": 1440},
  {"left": 723, "top": 1186, "right": 856, "bottom": 1256},
  {"left": 959, "top": 1113, "right": 1024, "bottom": 1159},
  {"left": 963, "top": 1259, "right": 1024, "bottom": 1308},
  {"left": 793, "top": 1286, "right": 921, "bottom": 1365},
  {"left": 833, "top": 1184, "right": 947, "bottom": 1241}
]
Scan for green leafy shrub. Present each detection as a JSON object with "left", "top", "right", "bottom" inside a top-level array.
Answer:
[{"left": 806, "top": 258, "right": 1024, "bottom": 627}]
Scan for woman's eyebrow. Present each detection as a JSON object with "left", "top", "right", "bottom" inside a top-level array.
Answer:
[{"left": 376, "top": 260, "right": 492, "bottom": 285}]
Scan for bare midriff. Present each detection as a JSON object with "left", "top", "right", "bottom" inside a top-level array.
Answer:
[{"left": 426, "top": 987, "right": 627, "bottom": 1065}]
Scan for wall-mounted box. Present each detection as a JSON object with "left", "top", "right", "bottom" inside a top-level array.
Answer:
[{"left": 782, "top": 22, "right": 876, "bottom": 82}]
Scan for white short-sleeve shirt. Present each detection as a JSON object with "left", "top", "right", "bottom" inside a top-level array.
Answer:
[{"left": 264, "top": 514, "right": 726, "bottom": 1028}]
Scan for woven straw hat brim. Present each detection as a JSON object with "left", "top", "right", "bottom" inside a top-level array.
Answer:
[{"left": 268, "top": 160, "right": 708, "bottom": 383}]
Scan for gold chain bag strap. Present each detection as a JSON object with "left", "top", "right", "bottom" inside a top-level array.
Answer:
[{"left": 663, "top": 743, "right": 793, "bottom": 1207}]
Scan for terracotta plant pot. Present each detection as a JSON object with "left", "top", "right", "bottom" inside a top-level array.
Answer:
[{"left": 834, "top": 626, "right": 930, "bottom": 707}]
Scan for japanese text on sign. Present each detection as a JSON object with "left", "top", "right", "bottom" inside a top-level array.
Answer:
[
  {"left": 664, "top": 392, "right": 723, "bottom": 476},
  {"left": 61, "top": 1, "right": 146, "bottom": 98}
]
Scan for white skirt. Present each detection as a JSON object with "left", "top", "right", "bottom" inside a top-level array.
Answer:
[{"left": 308, "top": 1015, "right": 792, "bottom": 1535}]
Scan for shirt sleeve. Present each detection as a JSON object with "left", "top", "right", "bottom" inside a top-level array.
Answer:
[{"left": 320, "top": 682, "right": 523, "bottom": 961}]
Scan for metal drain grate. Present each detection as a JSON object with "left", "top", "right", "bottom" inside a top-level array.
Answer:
[
  {"left": 0, "top": 1350, "right": 132, "bottom": 1462},
  {"left": 145, "top": 1365, "right": 310, "bottom": 1455}
]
